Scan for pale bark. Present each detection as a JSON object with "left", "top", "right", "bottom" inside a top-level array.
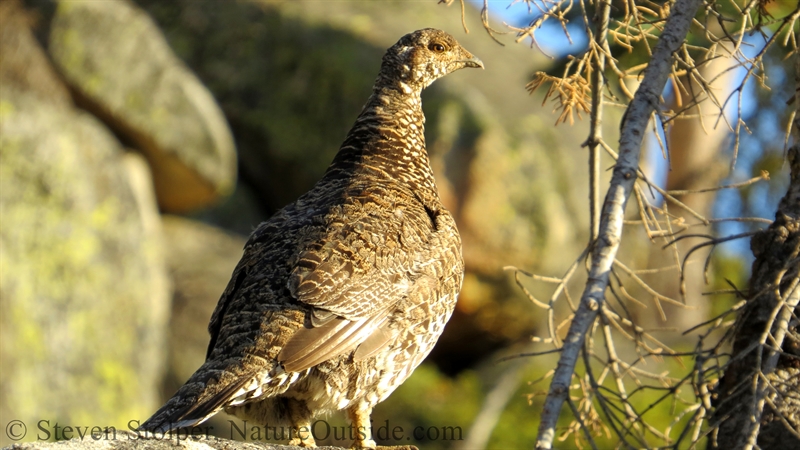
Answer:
[{"left": 533, "top": 1, "right": 703, "bottom": 448}]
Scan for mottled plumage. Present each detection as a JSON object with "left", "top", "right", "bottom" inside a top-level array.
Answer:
[{"left": 140, "top": 29, "right": 482, "bottom": 448}]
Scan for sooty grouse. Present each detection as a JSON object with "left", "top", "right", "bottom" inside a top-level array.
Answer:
[{"left": 140, "top": 28, "right": 482, "bottom": 448}]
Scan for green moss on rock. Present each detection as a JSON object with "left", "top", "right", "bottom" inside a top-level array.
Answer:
[{"left": 0, "top": 88, "right": 169, "bottom": 446}]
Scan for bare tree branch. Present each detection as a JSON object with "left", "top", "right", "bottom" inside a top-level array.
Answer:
[
  {"left": 436, "top": 1, "right": 800, "bottom": 447},
  {"left": 534, "top": 1, "right": 703, "bottom": 448},
  {"left": 584, "top": 0, "right": 611, "bottom": 242}
]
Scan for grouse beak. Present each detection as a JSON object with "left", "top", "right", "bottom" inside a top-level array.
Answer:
[{"left": 462, "top": 55, "right": 484, "bottom": 69}]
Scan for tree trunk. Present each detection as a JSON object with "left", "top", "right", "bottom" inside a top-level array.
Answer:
[{"left": 710, "top": 51, "right": 800, "bottom": 450}]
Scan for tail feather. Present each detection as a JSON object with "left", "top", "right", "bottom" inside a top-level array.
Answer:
[
  {"left": 139, "top": 361, "right": 258, "bottom": 433},
  {"left": 141, "top": 378, "right": 251, "bottom": 432}
]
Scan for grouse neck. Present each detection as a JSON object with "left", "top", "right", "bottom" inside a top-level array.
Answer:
[{"left": 325, "top": 84, "right": 439, "bottom": 195}]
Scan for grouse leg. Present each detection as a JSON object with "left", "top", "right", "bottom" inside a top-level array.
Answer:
[
  {"left": 347, "top": 404, "right": 377, "bottom": 449},
  {"left": 287, "top": 398, "right": 316, "bottom": 447}
]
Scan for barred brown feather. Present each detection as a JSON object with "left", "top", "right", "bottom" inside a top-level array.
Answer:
[{"left": 140, "top": 28, "right": 482, "bottom": 448}]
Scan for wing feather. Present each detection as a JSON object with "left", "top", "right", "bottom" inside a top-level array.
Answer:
[
  {"left": 353, "top": 326, "right": 397, "bottom": 361},
  {"left": 287, "top": 197, "right": 426, "bottom": 320},
  {"left": 279, "top": 311, "right": 389, "bottom": 372}
]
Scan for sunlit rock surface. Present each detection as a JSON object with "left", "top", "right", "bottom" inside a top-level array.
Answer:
[{"left": 48, "top": 0, "right": 236, "bottom": 213}]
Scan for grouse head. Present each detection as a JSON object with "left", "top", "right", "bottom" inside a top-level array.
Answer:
[{"left": 378, "top": 28, "right": 483, "bottom": 92}]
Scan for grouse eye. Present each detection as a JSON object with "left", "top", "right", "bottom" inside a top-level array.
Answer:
[{"left": 428, "top": 42, "right": 447, "bottom": 53}]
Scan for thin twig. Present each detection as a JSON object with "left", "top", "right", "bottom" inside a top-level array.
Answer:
[{"left": 535, "top": 5, "right": 702, "bottom": 448}]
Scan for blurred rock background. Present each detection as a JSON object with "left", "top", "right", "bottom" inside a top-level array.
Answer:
[{"left": 1, "top": 0, "right": 608, "bottom": 448}]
